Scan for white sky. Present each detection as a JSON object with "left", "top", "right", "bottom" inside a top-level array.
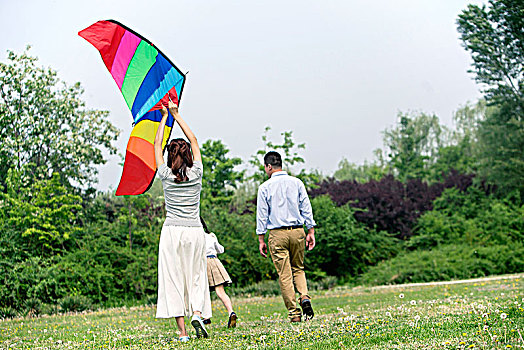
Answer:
[{"left": 1, "top": 0, "right": 483, "bottom": 191}]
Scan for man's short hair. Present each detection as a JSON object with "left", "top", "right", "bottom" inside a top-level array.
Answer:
[{"left": 264, "top": 151, "right": 282, "bottom": 168}]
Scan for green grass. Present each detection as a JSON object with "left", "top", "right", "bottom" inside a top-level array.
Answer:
[{"left": 1, "top": 275, "right": 523, "bottom": 349}]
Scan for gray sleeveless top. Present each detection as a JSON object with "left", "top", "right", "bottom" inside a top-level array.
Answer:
[{"left": 157, "top": 161, "right": 203, "bottom": 227}]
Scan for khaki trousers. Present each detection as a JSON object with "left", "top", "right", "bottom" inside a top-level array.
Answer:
[{"left": 268, "top": 227, "right": 310, "bottom": 319}]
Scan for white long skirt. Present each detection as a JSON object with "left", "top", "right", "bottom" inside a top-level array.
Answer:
[{"left": 156, "top": 225, "right": 212, "bottom": 319}]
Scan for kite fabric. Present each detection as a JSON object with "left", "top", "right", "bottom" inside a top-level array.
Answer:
[{"left": 78, "top": 20, "right": 186, "bottom": 195}]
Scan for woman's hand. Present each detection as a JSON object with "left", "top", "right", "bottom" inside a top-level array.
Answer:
[
  {"left": 160, "top": 105, "right": 168, "bottom": 118},
  {"left": 168, "top": 102, "right": 202, "bottom": 163},
  {"left": 168, "top": 101, "right": 179, "bottom": 119}
]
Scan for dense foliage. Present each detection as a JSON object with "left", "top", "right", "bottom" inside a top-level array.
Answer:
[
  {"left": 457, "top": 0, "right": 524, "bottom": 196},
  {"left": 359, "top": 243, "right": 524, "bottom": 286},
  {"left": 0, "top": 47, "right": 120, "bottom": 192},
  {"left": 310, "top": 170, "right": 475, "bottom": 238}
]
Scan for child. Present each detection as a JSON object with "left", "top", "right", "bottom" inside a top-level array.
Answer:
[{"left": 200, "top": 217, "right": 238, "bottom": 328}]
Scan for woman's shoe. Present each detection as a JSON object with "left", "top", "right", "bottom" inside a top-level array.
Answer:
[
  {"left": 191, "top": 314, "right": 209, "bottom": 338},
  {"left": 227, "top": 312, "right": 237, "bottom": 328},
  {"left": 177, "top": 336, "right": 190, "bottom": 342},
  {"left": 203, "top": 318, "right": 211, "bottom": 325}
]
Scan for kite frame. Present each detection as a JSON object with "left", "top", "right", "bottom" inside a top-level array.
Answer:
[{"left": 106, "top": 19, "right": 188, "bottom": 195}]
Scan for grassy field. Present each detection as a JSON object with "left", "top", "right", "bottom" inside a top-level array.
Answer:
[{"left": 1, "top": 274, "right": 523, "bottom": 349}]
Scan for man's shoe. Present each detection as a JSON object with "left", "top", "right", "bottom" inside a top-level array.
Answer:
[
  {"left": 203, "top": 318, "right": 211, "bottom": 325},
  {"left": 227, "top": 312, "right": 237, "bottom": 328},
  {"left": 191, "top": 315, "right": 209, "bottom": 338},
  {"left": 300, "top": 298, "right": 314, "bottom": 320},
  {"left": 290, "top": 316, "right": 302, "bottom": 323}
]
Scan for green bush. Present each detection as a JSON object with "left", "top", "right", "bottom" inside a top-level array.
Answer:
[
  {"left": 411, "top": 187, "right": 523, "bottom": 249},
  {"left": 23, "top": 298, "right": 42, "bottom": 317},
  {"left": 59, "top": 295, "right": 92, "bottom": 313},
  {"left": 40, "top": 303, "right": 59, "bottom": 316},
  {"left": 307, "top": 196, "right": 402, "bottom": 278},
  {"left": 359, "top": 243, "right": 524, "bottom": 286},
  {"left": 1, "top": 256, "right": 66, "bottom": 311},
  {"left": 0, "top": 306, "right": 18, "bottom": 320},
  {"left": 308, "top": 276, "right": 339, "bottom": 291}
]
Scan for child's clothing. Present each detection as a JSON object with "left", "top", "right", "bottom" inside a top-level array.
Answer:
[{"left": 205, "top": 233, "right": 232, "bottom": 291}]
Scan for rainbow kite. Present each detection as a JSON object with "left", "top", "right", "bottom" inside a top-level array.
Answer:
[{"left": 79, "top": 20, "right": 186, "bottom": 195}]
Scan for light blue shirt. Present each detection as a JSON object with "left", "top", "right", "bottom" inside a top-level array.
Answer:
[{"left": 256, "top": 171, "right": 316, "bottom": 235}]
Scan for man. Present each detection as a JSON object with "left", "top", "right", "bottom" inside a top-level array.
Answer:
[{"left": 256, "top": 151, "right": 316, "bottom": 322}]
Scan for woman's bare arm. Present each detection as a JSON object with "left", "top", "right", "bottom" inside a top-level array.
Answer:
[
  {"left": 154, "top": 106, "right": 169, "bottom": 169},
  {"left": 168, "top": 101, "right": 202, "bottom": 163}
]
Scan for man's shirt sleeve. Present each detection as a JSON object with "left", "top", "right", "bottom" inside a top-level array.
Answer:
[
  {"left": 256, "top": 186, "right": 269, "bottom": 235},
  {"left": 298, "top": 180, "right": 316, "bottom": 229}
]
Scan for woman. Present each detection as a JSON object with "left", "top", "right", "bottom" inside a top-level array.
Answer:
[{"left": 154, "top": 101, "right": 211, "bottom": 342}]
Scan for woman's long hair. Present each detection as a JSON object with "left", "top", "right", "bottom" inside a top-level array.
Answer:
[
  {"left": 166, "top": 138, "right": 193, "bottom": 183},
  {"left": 200, "top": 216, "right": 210, "bottom": 234}
]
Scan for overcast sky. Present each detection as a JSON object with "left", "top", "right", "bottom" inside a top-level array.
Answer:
[{"left": 1, "top": 0, "right": 483, "bottom": 191}]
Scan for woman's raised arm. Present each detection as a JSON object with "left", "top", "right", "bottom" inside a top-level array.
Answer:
[
  {"left": 168, "top": 101, "right": 202, "bottom": 163},
  {"left": 154, "top": 106, "right": 169, "bottom": 169}
]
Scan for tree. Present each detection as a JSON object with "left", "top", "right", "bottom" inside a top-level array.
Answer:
[
  {"left": 457, "top": 0, "right": 523, "bottom": 110},
  {"left": 200, "top": 139, "right": 243, "bottom": 203},
  {"left": 333, "top": 154, "right": 387, "bottom": 183},
  {"left": 476, "top": 105, "right": 524, "bottom": 196},
  {"left": 0, "top": 47, "right": 120, "bottom": 192},
  {"left": 430, "top": 101, "right": 486, "bottom": 180},
  {"left": 382, "top": 112, "right": 448, "bottom": 182},
  {"left": 457, "top": 0, "right": 524, "bottom": 197},
  {"left": 248, "top": 126, "right": 318, "bottom": 187},
  {"left": 0, "top": 170, "right": 82, "bottom": 255}
]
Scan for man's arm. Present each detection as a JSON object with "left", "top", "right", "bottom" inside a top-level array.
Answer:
[
  {"left": 298, "top": 181, "right": 316, "bottom": 250},
  {"left": 305, "top": 227, "right": 316, "bottom": 251},
  {"left": 256, "top": 186, "right": 269, "bottom": 257},
  {"left": 258, "top": 234, "right": 268, "bottom": 258}
]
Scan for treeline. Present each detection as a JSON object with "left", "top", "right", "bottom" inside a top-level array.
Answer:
[{"left": 0, "top": 0, "right": 523, "bottom": 318}]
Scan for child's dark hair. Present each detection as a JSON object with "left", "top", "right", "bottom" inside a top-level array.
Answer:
[{"left": 200, "top": 216, "right": 210, "bottom": 234}]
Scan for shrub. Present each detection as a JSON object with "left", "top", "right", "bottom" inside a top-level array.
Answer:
[
  {"left": 308, "top": 276, "right": 339, "bottom": 291},
  {"left": 411, "top": 188, "right": 524, "bottom": 249},
  {"left": 359, "top": 243, "right": 524, "bottom": 286},
  {"left": 40, "top": 303, "right": 59, "bottom": 316},
  {"left": 59, "top": 295, "right": 92, "bottom": 313},
  {"left": 307, "top": 196, "right": 401, "bottom": 278},
  {"left": 310, "top": 170, "right": 475, "bottom": 238},
  {"left": 0, "top": 306, "right": 18, "bottom": 320},
  {"left": 23, "top": 298, "right": 42, "bottom": 317}
]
